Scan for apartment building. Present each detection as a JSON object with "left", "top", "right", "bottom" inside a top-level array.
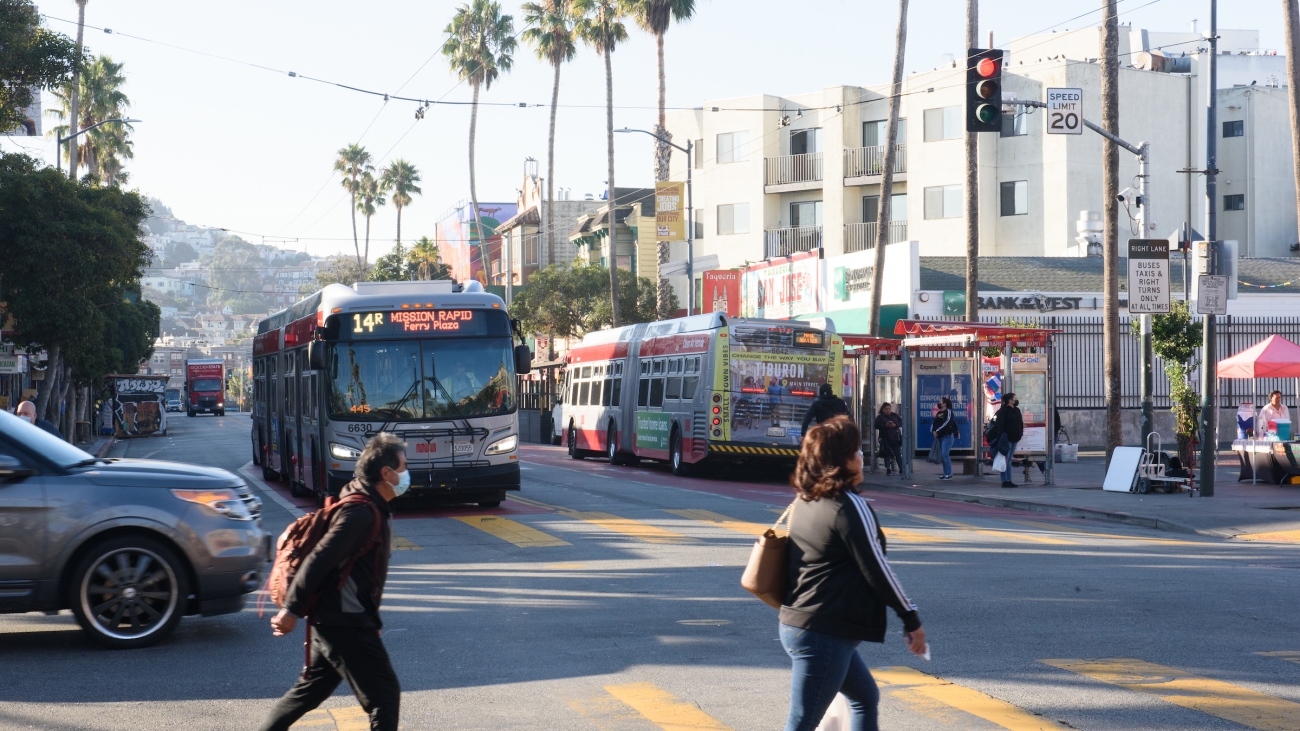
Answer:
[{"left": 663, "top": 24, "right": 1296, "bottom": 305}]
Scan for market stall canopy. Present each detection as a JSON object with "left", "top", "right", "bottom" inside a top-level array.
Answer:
[
  {"left": 892, "top": 320, "right": 1061, "bottom": 349},
  {"left": 1216, "top": 335, "right": 1300, "bottom": 378}
]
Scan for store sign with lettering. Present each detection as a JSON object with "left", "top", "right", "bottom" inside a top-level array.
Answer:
[{"left": 977, "top": 294, "right": 1086, "bottom": 312}]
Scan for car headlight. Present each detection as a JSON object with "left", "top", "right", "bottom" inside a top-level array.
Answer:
[
  {"left": 485, "top": 435, "right": 518, "bottom": 455},
  {"left": 172, "top": 489, "right": 254, "bottom": 521},
  {"left": 330, "top": 442, "right": 362, "bottom": 460}
]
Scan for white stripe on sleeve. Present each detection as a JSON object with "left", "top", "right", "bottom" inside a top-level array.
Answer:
[{"left": 846, "top": 492, "right": 917, "bottom": 611}]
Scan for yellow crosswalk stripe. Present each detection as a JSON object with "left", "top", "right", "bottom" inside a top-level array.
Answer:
[
  {"left": 1257, "top": 651, "right": 1300, "bottom": 665},
  {"left": 506, "top": 495, "right": 691, "bottom": 544},
  {"left": 452, "top": 515, "right": 571, "bottom": 547},
  {"left": 289, "top": 709, "right": 335, "bottom": 728},
  {"left": 1004, "top": 519, "right": 1200, "bottom": 545},
  {"left": 914, "top": 514, "right": 1077, "bottom": 544},
  {"left": 391, "top": 535, "right": 422, "bottom": 550},
  {"left": 289, "top": 706, "right": 368, "bottom": 730},
  {"left": 875, "top": 666, "right": 1070, "bottom": 730},
  {"left": 604, "top": 682, "right": 734, "bottom": 730},
  {"left": 665, "top": 509, "right": 775, "bottom": 537},
  {"left": 1236, "top": 529, "right": 1300, "bottom": 543},
  {"left": 1043, "top": 658, "right": 1300, "bottom": 731}
]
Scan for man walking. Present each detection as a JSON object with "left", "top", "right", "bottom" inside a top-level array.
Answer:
[
  {"left": 16, "top": 400, "right": 63, "bottom": 439},
  {"left": 259, "top": 433, "right": 406, "bottom": 731},
  {"left": 801, "top": 383, "right": 851, "bottom": 436}
]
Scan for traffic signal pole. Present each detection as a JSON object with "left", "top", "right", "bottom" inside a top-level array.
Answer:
[{"left": 1199, "top": 1, "right": 1220, "bottom": 497}]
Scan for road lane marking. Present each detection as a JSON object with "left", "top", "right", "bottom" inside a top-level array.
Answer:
[
  {"left": 391, "top": 535, "right": 422, "bottom": 550},
  {"left": 508, "top": 495, "right": 692, "bottom": 544},
  {"left": 239, "top": 462, "right": 305, "bottom": 518},
  {"left": 665, "top": 509, "right": 774, "bottom": 536},
  {"left": 1042, "top": 658, "right": 1300, "bottom": 730},
  {"left": 1236, "top": 529, "right": 1300, "bottom": 543},
  {"left": 1005, "top": 519, "right": 1199, "bottom": 544},
  {"left": 913, "top": 515, "right": 1077, "bottom": 545},
  {"left": 1257, "top": 651, "right": 1300, "bottom": 664},
  {"left": 452, "top": 515, "right": 571, "bottom": 547},
  {"left": 874, "top": 666, "right": 1070, "bottom": 730},
  {"left": 289, "top": 706, "right": 368, "bottom": 730},
  {"left": 289, "top": 709, "right": 335, "bottom": 728},
  {"left": 604, "top": 682, "right": 734, "bottom": 730}
]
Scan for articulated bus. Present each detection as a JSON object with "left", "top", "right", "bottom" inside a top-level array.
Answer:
[
  {"left": 561, "top": 313, "right": 843, "bottom": 474},
  {"left": 252, "top": 280, "right": 532, "bottom": 507}
]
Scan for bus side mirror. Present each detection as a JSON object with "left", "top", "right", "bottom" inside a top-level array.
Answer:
[
  {"left": 308, "top": 341, "right": 326, "bottom": 371},
  {"left": 514, "top": 344, "right": 533, "bottom": 374}
]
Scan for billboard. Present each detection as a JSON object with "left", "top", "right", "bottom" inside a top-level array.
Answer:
[
  {"left": 433, "top": 202, "right": 517, "bottom": 285},
  {"left": 654, "top": 182, "right": 686, "bottom": 242},
  {"left": 703, "top": 270, "right": 741, "bottom": 317},
  {"left": 742, "top": 250, "right": 819, "bottom": 319}
]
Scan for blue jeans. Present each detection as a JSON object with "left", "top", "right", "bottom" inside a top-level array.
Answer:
[
  {"left": 780, "top": 624, "right": 880, "bottom": 731},
  {"left": 1001, "top": 440, "right": 1019, "bottom": 482},
  {"left": 938, "top": 433, "right": 954, "bottom": 477}
]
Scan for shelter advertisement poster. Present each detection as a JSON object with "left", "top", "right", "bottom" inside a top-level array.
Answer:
[
  {"left": 703, "top": 270, "right": 741, "bottom": 317},
  {"left": 109, "top": 375, "right": 169, "bottom": 437},
  {"left": 654, "top": 182, "right": 686, "bottom": 241},
  {"left": 912, "top": 359, "right": 974, "bottom": 451},
  {"left": 1010, "top": 354, "right": 1048, "bottom": 452},
  {"left": 741, "top": 251, "right": 819, "bottom": 319}
]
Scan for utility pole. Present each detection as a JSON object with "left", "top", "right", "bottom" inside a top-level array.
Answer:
[
  {"left": 1137, "top": 146, "right": 1154, "bottom": 450},
  {"left": 1101, "top": 0, "right": 1122, "bottom": 465},
  {"left": 1199, "top": 0, "right": 1220, "bottom": 497},
  {"left": 963, "top": 0, "right": 980, "bottom": 322}
]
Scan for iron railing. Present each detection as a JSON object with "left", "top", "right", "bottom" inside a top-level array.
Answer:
[
  {"left": 764, "top": 226, "right": 822, "bottom": 258},
  {"left": 764, "top": 152, "right": 823, "bottom": 186},
  {"left": 844, "top": 221, "right": 908, "bottom": 253},
  {"left": 844, "top": 144, "right": 906, "bottom": 178}
]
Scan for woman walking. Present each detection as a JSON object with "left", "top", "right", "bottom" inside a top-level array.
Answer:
[
  {"left": 931, "top": 397, "right": 958, "bottom": 480},
  {"left": 780, "top": 416, "right": 927, "bottom": 731},
  {"left": 873, "top": 403, "right": 903, "bottom": 475}
]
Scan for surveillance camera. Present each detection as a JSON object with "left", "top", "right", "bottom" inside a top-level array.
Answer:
[{"left": 1117, "top": 187, "right": 1133, "bottom": 203}]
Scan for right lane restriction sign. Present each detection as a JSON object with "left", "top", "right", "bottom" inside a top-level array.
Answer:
[
  {"left": 1046, "top": 88, "right": 1083, "bottom": 135},
  {"left": 1127, "top": 238, "right": 1171, "bottom": 314}
]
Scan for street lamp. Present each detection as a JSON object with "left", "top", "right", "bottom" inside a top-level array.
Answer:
[
  {"left": 616, "top": 127, "right": 695, "bottom": 314},
  {"left": 56, "top": 118, "right": 141, "bottom": 178}
]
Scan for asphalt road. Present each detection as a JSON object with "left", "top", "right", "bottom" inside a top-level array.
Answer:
[{"left": 1, "top": 414, "right": 1299, "bottom": 730}]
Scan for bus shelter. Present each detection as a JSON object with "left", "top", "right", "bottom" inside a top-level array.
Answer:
[
  {"left": 892, "top": 321, "right": 1061, "bottom": 483},
  {"left": 842, "top": 335, "right": 901, "bottom": 474}
]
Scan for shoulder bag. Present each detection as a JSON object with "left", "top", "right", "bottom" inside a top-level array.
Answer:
[{"left": 740, "top": 502, "right": 794, "bottom": 609}]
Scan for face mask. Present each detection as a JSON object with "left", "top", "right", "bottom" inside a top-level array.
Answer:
[{"left": 390, "top": 469, "right": 411, "bottom": 497}]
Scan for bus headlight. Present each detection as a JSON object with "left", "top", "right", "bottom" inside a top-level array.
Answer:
[
  {"left": 330, "top": 443, "right": 362, "bottom": 460},
  {"left": 485, "top": 435, "right": 518, "bottom": 455}
]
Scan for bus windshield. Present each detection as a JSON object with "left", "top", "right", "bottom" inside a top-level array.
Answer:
[{"left": 328, "top": 339, "right": 516, "bottom": 421}]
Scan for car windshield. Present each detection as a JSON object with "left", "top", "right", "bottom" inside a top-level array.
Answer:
[
  {"left": 0, "top": 409, "right": 95, "bottom": 468},
  {"left": 191, "top": 379, "right": 222, "bottom": 392},
  {"left": 327, "top": 339, "right": 517, "bottom": 421}
]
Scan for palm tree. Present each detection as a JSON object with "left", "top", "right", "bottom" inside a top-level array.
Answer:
[
  {"left": 408, "top": 236, "right": 443, "bottom": 280},
  {"left": 48, "top": 55, "right": 133, "bottom": 183},
  {"left": 442, "top": 1, "right": 516, "bottom": 282},
  {"left": 575, "top": 0, "right": 628, "bottom": 326},
  {"left": 522, "top": 0, "right": 579, "bottom": 270},
  {"left": 625, "top": 0, "right": 695, "bottom": 319},
  {"left": 334, "top": 144, "right": 373, "bottom": 269},
  {"left": 379, "top": 159, "right": 422, "bottom": 248},
  {"left": 356, "top": 171, "right": 387, "bottom": 274}
]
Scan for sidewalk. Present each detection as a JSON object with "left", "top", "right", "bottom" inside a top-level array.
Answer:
[{"left": 861, "top": 452, "right": 1300, "bottom": 538}]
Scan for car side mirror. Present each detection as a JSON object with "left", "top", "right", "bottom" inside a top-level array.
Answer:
[
  {"left": 308, "top": 341, "right": 326, "bottom": 370},
  {"left": 514, "top": 344, "right": 533, "bottom": 374},
  {"left": 0, "top": 454, "right": 34, "bottom": 480}
]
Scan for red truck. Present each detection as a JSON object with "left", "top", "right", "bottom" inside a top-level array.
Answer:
[{"left": 185, "top": 359, "right": 226, "bottom": 416}]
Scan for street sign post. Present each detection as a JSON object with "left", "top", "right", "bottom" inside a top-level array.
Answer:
[
  {"left": 1127, "top": 239, "right": 1170, "bottom": 314},
  {"left": 1046, "top": 88, "right": 1083, "bottom": 135},
  {"left": 1197, "top": 274, "right": 1229, "bottom": 315}
]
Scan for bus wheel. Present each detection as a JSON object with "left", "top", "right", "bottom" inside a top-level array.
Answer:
[
  {"left": 606, "top": 424, "right": 620, "bottom": 464},
  {"left": 568, "top": 425, "right": 584, "bottom": 460},
  {"left": 670, "top": 429, "right": 692, "bottom": 477}
]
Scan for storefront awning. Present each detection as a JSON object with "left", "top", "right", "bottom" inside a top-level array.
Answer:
[{"left": 893, "top": 319, "right": 1061, "bottom": 349}]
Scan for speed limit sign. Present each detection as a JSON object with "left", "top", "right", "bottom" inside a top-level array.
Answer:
[{"left": 1046, "top": 88, "right": 1083, "bottom": 135}]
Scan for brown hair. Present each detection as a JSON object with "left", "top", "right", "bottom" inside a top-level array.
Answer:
[{"left": 791, "top": 416, "right": 861, "bottom": 501}]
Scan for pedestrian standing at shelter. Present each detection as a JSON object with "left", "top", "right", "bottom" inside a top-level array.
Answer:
[
  {"left": 931, "top": 397, "right": 958, "bottom": 480},
  {"left": 259, "top": 433, "right": 405, "bottom": 731},
  {"left": 874, "top": 403, "right": 903, "bottom": 475},
  {"left": 801, "top": 383, "right": 850, "bottom": 436},
  {"left": 988, "top": 393, "right": 1024, "bottom": 488},
  {"left": 1259, "top": 390, "right": 1290, "bottom": 434},
  {"left": 779, "top": 416, "right": 927, "bottom": 731}
]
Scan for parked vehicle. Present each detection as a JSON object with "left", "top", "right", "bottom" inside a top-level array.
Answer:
[
  {"left": 165, "top": 388, "right": 182, "bottom": 412},
  {"left": 185, "top": 359, "right": 225, "bottom": 417},
  {"left": 0, "top": 410, "right": 268, "bottom": 648}
]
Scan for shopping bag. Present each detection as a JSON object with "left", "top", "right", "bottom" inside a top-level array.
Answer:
[
  {"left": 927, "top": 445, "right": 942, "bottom": 464},
  {"left": 992, "top": 452, "right": 1007, "bottom": 473},
  {"left": 740, "top": 502, "right": 794, "bottom": 609},
  {"left": 814, "top": 693, "right": 851, "bottom": 731}
]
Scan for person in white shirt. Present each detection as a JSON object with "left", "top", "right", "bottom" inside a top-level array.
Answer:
[{"left": 1258, "top": 390, "right": 1290, "bottom": 435}]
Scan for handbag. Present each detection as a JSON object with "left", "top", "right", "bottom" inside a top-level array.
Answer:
[
  {"left": 740, "top": 502, "right": 794, "bottom": 609},
  {"left": 815, "top": 694, "right": 852, "bottom": 731}
]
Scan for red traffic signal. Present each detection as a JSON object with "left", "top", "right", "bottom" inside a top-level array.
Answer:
[{"left": 966, "top": 48, "right": 1004, "bottom": 133}]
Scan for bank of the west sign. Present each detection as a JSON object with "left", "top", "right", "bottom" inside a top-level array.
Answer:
[{"left": 977, "top": 294, "right": 1088, "bottom": 312}]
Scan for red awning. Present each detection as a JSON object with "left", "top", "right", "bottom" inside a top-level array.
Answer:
[
  {"left": 841, "top": 335, "right": 901, "bottom": 355},
  {"left": 1217, "top": 335, "right": 1300, "bottom": 378},
  {"left": 891, "top": 320, "right": 1060, "bottom": 347}
]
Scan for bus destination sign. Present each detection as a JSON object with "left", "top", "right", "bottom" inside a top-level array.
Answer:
[{"left": 346, "top": 309, "right": 492, "bottom": 338}]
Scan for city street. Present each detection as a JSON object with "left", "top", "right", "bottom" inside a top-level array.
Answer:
[{"left": 0, "top": 416, "right": 1297, "bottom": 730}]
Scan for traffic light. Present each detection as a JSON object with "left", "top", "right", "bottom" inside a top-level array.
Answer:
[{"left": 966, "top": 48, "right": 1004, "bottom": 133}]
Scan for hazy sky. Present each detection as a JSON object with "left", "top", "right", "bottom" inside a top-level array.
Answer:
[{"left": 5, "top": 0, "right": 1285, "bottom": 261}]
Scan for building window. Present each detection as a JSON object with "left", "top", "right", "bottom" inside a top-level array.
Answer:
[
  {"left": 863, "top": 194, "right": 907, "bottom": 223},
  {"left": 1224, "top": 194, "right": 1245, "bottom": 211},
  {"left": 790, "top": 128, "right": 822, "bottom": 155},
  {"left": 694, "top": 140, "right": 703, "bottom": 167},
  {"left": 1001, "top": 111, "right": 1027, "bottom": 137},
  {"left": 716, "top": 131, "right": 750, "bottom": 164},
  {"left": 717, "top": 203, "right": 750, "bottom": 235},
  {"left": 1000, "top": 181, "right": 1028, "bottom": 216},
  {"left": 863, "top": 119, "right": 907, "bottom": 147},
  {"left": 923, "top": 106, "right": 962, "bottom": 142},
  {"left": 695, "top": 209, "right": 704, "bottom": 239},
  {"left": 790, "top": 201, "right": 823, "bottom": 227},
  {"left": 523, "top": 233, "right": 538, "bottom": 265},
  {"left": 923, "top": 185, "right": 962, "bottom": 219},
  {"left": 1223, "top": 120, "right": 1244, "bottom": 138}
]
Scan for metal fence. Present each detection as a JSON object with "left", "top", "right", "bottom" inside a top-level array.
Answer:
[
  {"left": 843, "top": 221, "right": 908, "bottom": 253},
  {"left": 764, "top": 226, "right": 822, "bottom": 258},
  {"left": 764, "top": 153, "right": 823, "bottom": 186},
  {"left": 843, "top": 144, "right": 906, "bottom": 178}
]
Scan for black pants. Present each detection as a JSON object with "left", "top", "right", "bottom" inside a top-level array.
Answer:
[
  {"left": 259, "top": 624, "right": 400, "bottom": 731},
  {"left": 879, "top": 438, "right": 901, "bottom": 471}
]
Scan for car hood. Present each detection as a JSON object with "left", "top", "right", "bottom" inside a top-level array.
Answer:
[{"left": 80, "top": 459, "right": 245, "bottom": 489}]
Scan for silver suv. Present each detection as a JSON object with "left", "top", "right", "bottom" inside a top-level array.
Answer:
[{"left": 0, "top": 410, "right": 268, "bottom": 648}]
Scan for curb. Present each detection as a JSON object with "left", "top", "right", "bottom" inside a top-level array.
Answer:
[
  {"left": 94, "top": 437, "right": 115, "bottom": 458},
  {"left": 859, "top": 480, "right": 1229, "bottom": 537}
]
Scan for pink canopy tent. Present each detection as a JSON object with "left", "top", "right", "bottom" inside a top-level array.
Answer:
[{"left": 1217, "top": 335, "right": 1300, "bottom": 378}]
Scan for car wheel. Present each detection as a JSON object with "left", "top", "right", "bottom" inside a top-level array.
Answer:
[
  {"left": 568, "top": 425, "right": 584, "bottom": 460},
  {"left": 670, "top": 429, "right": 692, "bottom": 477},
  {"left": 70, "top": 536, "right": 189, "bottom": 649},
  {"left": 186, "top": 410, "right": 194, "bottom": 417}
]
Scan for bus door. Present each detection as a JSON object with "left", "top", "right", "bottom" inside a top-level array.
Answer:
[
  {"left": 285, "top": 351, "right": 300, "bottom": 485},
  {"left": 300, "top": 350, "right": 319, "bottom": 495},
  {"left": 253, "top": 361, "right": 266, "bottom": 462}
]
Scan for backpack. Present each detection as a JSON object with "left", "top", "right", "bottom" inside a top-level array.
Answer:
[
  {"left": 983, "top": 416, "right": 1001, "bottom": 443},
  {"left": 267, "top": 494, "right": 383, "bottom": 615}
]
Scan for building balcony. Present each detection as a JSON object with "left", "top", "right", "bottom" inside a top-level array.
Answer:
[
  {"left": 764, "top": 153, "right": 823, "bottom": 193},
  {"left": 764, "top": 226, "right": 823, "bottom": 259},
  {"left": 843, "top": 221, "right": 908, "bottom": 253},
  {"left": 844, "top": 144, "right": 906, "bottom": 185}
]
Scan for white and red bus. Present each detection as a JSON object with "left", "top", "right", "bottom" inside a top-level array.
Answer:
[{"left": 561, "top": 313, "right": 843, "bottom": 474}]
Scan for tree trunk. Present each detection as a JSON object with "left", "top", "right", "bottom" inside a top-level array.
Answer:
[
  {"left": 69, "top": 0, "right": 87, "bottom": 178},
  {"left": 870, "top": 0, "right": 909, "bottom": 336},
  {"left": 547, "top": 59, "right": 561, "bottom": 270},
  {"left": 35, "top": 343, "right": 60, "bottom": 420},
  {"left": 654, "top": 31, "right": 674, "bottom": 320},
  {"left": 350, "top": 189, "right": 361, "bottom": 270},
  {"left": 1101, "top": 0, "right": 1122, "bottom": 464},
  {"left": 604, "top": 34, "right": 621, "bottom": 327},
  {"left": 363, "top": 214, "right": 372, "bottom": 275},
  {"left": 469, "top": 82, "right": 488, "bottom": 285},
  {"left": 963, "top": 0, "right": 979, "bottom": 323},
  {"left": 1284, "top": 0, "right": 1300, "bottom": 248},
  {"left": 395, "top": 202, "right": 403, "bottom": 247},
  {"left": 66, "top": 379, "right": 78, "bottom": 443}
]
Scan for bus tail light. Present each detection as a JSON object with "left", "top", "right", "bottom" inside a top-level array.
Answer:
[
  {"left": 712, "top": 417, "right": 721, "bottom": 426},
  {"left": 712, "top": 406, "right": 721, "bottom": 414},
  {"left": 712, "top": 394, "right": 721, "bottom": 403}
]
